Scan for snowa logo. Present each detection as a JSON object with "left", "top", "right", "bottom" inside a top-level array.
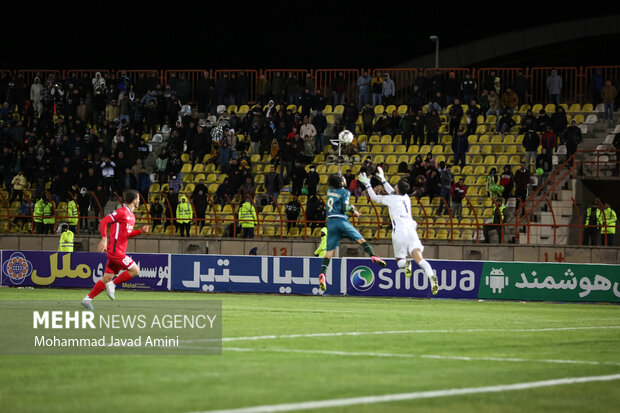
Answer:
[
  {"left": 350, "top": 266, "right": 375, "bottom": 291},
  {"left": 3, "top": 252, "right": 33, "bottom": 285}
]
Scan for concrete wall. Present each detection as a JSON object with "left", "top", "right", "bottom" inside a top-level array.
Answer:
[{"left": 2, "top": 234, "right": 618, "bottom": 264}]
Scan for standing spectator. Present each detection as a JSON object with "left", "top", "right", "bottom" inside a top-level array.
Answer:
[
  {"left": 486, "top": 167, "right": 501, "bottom": 199},
  {"left": 312, "top": 110, "right": 327, "bottom": 154},
  {"left": 238, "top": 195, "right": 257, "bottom": 238},
  {"left": 451, "top": 127, "right": 469, "bottom": 167},
  {"left": 265, "top": 165, "right": 283, "bottom": 204},
  {"left": 34, "top": 195, "right": 45, "bottom": 234},
  {"left": 332, "top": 71, "right": 346, "bottom": 106},
  {"left": 425, "top": 169, "right": 441, "bottom": 202},
  {"left": 425, "top": 109, "right": 442, "bottom": 145},
  {"left": 311, "top": 88, "right": 326, "bottom": 116},
  {"left": 286, "top": 72, "right": 300, "bottom": 105},
  {"left": 412, "top": 109, "right": 426, "bottom": 147},
  {"left": 342, "top": 101, "right": 359, "bottom": 133},
  {"left": 9, "top": 170, "right": 27, "bottom": 204},
  {"left": 536, "top": 109, "right": 552, "bottom": 133},
  {"left": 149, "top": 197, "right": 164, "bottom": 231},
  {"left": 279, "top": 139, "right": 295, "bottom": 182},
  {"left": 382, "top": 73, "right": 395, "bottom": 106},
  {"left": 448, "top": 98, "right": 463, "bottom": 137},
  {"left": 285, "top": 198, "right": 301, "bottom": 230},
  {"left": 100, "top": 155, "right": 117, "bottom": 195},
  {"left": 550, "top": 106, "right": 568, "bottom": 144},
  {"left": 176, "top": 194, "right": 193, "bottom": 237},
  {"left": 298, "top": 88, "right": 313, "bottom": 119},
  {"left": 30, "top": 76, "right": 44, "bottom": 114},
  {"left": 564, "top": 120, "right": 582, "bottom": 166},
  {"left": 305, "top": 165, "right": 320, "bottom": 196},
  {"left": 540, "top": 126, "right": 557, "bottom": 158},
  {"left": 460, "top": 72, "right": 477, "bottom": 105},
  {"left": 546, "top": 69, "right": 563, "bottom": 107},
  {"left": 601, "top": 80, "right": 618, "bottom": 123},
  {"left": 583, "top": 200, "right": 600, "bottom": 246},
  {"left": 399, "top": 110, "right": 414, "bottom": 150},
  {"left": 450, "top": 178, "right": 466, "bottom": 220},
  {"left": 514, "top": 163, "right": 531, "bottom": 217},
  {"left": 465, "top": 99, "right": 480, "bottom": 136},
  {"left": 76, "top": 187, "right": 90, "bottom": 233},
  {"left": 290, "top": 160, "right": 307, "bottom": 196},
  {"left": 478, "top": 89, "right": 490, "bottom": 116},
  {"left": 357, "top": 71, "right": 372, "bottom": 110},
  {"left": 522, "top": 128, "right": 540, "bottom": 171},
  {"left": 514, "top": 70, "right": 530, "bottom": 105},
  {"left": 371, "top": 72, "right": 383, "bottom": 107},
  {"left": 599, "top": 202, "right": 616, "bottom": 246},
  {"left": 483, "top": 197, "right": 506, "bottom": 243},
  {"left": 535, "top": 147, "right": 553, "bottom": 185},
  {"left": 191, "top": 177, "right": 208, "bottom": 230},
  {"left": 613, "top": 132, "right": 620, "bottom": 176},
  {"left": 168, "top": 174, "right": 182, "bottom": 196},
  {"left": 436, "top": 162, "right": 453, "bottom": 216},
  {"left": 499, "top": 165, "right": 514, "bottom": 199},
  {"left": 409, "top": 85, "right": 426, "bottom": 113}
]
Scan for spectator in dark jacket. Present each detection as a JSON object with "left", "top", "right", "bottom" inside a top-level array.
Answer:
[
  {"left": 564, "top": 120, "right": 582, "bottom": 166},
  {"left": 499, "top": 165, "right": 514, "bottom": 199},
  {"left": 514, "top": 163, "right": 530, "bottom": 217},
  {"left": 550, "top": 106, "right": 568, "bottom": 144},
  {"left": 451, "top": 127, "right": 469, "bottom": 166},
  {"left": 522, "top": 129, "right": 540, "bottom": 171}
]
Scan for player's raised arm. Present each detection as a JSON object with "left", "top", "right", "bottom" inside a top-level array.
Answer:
[
  {"left": 376, "top": 166, "right": 395, "bottom": 195},
  {"left": 358, "top": 172, "right": 385, "bottom": 205}
]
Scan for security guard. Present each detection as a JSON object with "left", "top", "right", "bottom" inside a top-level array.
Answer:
[
  {"left": 43, "top": 198, "right": 55, "bottom": 234},
  {"left": 67, "top": 197, "right": 79, "bottom": 234},
  {"left": 33, "top": 195, "right": 45, "bottom": 234},
  {"left": 238, "top": 195, "right": 257, "bottom": 239},
  {"left": 58, "top": 223, "right": 74, "bottom": 252},
  {"left": 175, "top": 194, "right": 193, "bottom": 237},
  {"left": 583, "top": 201, "right": 601, "bottom": 245},
  {"left": 314, "top": 227, "right": 328, "bottom": 257},
  {"left": 599, "top": 202, "right": 617, "bottom": 246},
  {"left": 483, "top": 197, "right": 506, "bottom": 243}
]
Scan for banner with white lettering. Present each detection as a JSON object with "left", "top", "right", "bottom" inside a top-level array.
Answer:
[
  {"left": 1, "top": 251, "right": 170, "bottom": 291},
  {"left": 478, "top": 262, "right": 620, "bottom": 302},
  {"left": 345, "top": 258, "right": 483, "bottom": 298},
  {"left": 170, "top": 254, "right": 341, "bottom": 295}
]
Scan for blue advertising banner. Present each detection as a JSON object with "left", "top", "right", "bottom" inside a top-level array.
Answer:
[
  {"left": 345, "top": 258, "right": 484, "bottom": 298},
  {"left": 1, "top": 250, "right": 170, "bottom": 291},
  {"left": 171, "top": 254, "right": 342, "bottom": 295}
]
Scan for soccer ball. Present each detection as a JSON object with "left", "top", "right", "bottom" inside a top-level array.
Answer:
[{"left": 338, "top": 129, "right": 354, "bottom": 144}]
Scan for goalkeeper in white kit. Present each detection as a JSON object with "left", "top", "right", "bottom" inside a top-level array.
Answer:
[{"left": 358, "top": 167, "right": 439, "bottom": 295}]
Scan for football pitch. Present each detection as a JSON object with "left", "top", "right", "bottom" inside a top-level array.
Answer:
[{"left": 0, "top": 288, "right": 619, "bottom": 413}]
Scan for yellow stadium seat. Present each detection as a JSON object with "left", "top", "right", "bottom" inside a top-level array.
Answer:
[{"left": 374, "top": 105, "right": 385, "bottom": 115}]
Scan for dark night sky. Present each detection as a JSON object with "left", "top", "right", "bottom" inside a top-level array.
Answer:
[{"left": 5, "top": 4, "right": 620, "bottom": 70}]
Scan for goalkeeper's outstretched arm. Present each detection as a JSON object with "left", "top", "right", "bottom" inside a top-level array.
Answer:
[
  {"left": 358, "top": 173, "right": 386, "bottom": 205},
  {"left": 376, "top": 166, "right": 395, "bottom": 195}
]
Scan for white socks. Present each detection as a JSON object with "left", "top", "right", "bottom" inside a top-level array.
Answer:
[{"left": 418, "top": 259, "right": 434, "bottom": 280}]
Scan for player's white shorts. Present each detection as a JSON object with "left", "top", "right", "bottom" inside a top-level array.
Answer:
[{"left": 392, "top": 229, "right": 424, "bottom": 258}]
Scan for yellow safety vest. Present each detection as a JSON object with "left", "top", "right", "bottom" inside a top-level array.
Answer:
[
  {"left": 599, "top": 208, "right": 617, "bottom": 234},
  {"left": 67, "top": 200, "right": 78, "bottom": 225},
  {"left": 176, "top": 198, "right": 193, "bottom": 224},
  {"left": 33, "top": 200, "right": 45, "bottom": 223},
  {"left": 585, "top": 207, "right": 601, "bottom": 227},
  {"left": 58, "top": 230, "right": 74, "bottom": 252},
  {"left": 238, "top": 201, "right": 257, "bottom": 228},
  {"left": 43, "top": 202, "right": 55, "bottom": 225}
]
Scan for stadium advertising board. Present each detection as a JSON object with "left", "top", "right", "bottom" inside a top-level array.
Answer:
[
  {"left": 170, "top": 254, "right": 342, "bottom": 295},
  {"left": 478, "top": 262, "right": 620, "bottom": 303},
  {"left": 345, "top": 258, "right": 483, "bottom": 298},
  {"left": 1, "top": 250, "right": 170, "bottom": 291}
]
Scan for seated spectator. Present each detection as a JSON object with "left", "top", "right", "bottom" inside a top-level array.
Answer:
[{"left": 411, "top": 174, "right": 427, "bottom": 198}]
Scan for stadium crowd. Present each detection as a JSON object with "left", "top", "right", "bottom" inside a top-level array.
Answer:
[{"left": 0, "top": 68, "right": 604, "bottom": 239}]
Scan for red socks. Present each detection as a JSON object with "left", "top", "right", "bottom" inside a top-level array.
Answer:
[
  {"left": 113, "top": 271, "right": 133, "bottom": 285},
  {"left": 87, "top": 280, "right": 105, "bottom": 298}
]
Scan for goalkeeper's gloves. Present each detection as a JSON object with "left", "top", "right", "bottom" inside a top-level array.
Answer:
[
  {"left": 358, "top": 172, "right": 371, "bottom": 187},
  {"left": 376, "top": 166, "right": 387, "bottom": 183}
]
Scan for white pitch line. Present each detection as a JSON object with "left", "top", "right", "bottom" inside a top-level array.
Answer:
[
  {"left": 187, "top": 374, "right": 620, "bottom": 413},
  {"left": 184, "top": 325, "right": 620, "bottom": 343},
  {"left": 223, "top": 347, "right": 620, "bottom": 367}
]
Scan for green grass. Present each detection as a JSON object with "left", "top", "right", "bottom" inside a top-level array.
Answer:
[{"left": 0, "top": 288, "right": 619, "bottom": 413}]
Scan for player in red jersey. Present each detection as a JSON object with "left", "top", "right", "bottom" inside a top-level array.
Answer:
[{"left": 81, "top": 190, "right": 149, "bottom": 310}]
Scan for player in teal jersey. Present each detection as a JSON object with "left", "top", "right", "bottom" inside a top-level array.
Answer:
[{"left": 318, "top": 173, "right": 386, "bottom": 291}]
